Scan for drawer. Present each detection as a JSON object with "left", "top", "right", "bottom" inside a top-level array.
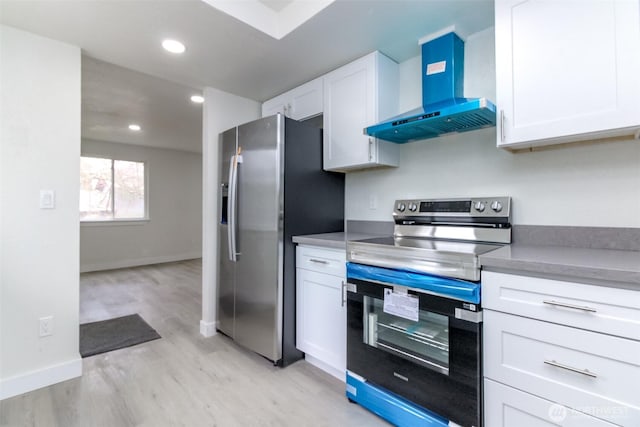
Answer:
[
  {"left": 484, "top": 379, "right": 617, "bottom": 427},
  {"left": 484, "top": 310, "right": 640, "bottom": 426},
  {"left": 483, "top": 271, "right": 640, "bottom": 340},
  {"left": 296, "top": 245, "right": 346, "bottom": 277}
]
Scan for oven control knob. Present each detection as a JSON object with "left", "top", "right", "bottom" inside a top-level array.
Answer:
[
  {"left": 474, "top": 201, "right": 486, "bottom": 212},
  {"left": 396, "top": 202, "right": 406, "bottom": 212},
  {"left": 408, "top": 203, "right": 418, "bottom": 212},
  {"left": 491, "top": 200, "right": 503, "bottom": 212}
]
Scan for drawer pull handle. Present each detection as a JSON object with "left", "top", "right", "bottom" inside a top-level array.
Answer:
[
  {"left": 308, "top": 258, "right": 329, "bottom": 265},
  {"left": 544, "top": 360, "right": 597, "bottom": 378},
  {"left": 341, "top": 281, "right": 346, "bottom": 307},
  {"left": 543, "top": 300, "right": 597, "bottom": 313}
]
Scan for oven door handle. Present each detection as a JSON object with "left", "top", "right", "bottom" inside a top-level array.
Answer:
[
  {"left": 346, "top": 262, "right": 480, "bottom": 303},
  {"left": 350, "top": 251, "right": 467, "bottom": 273},
  {"left": 348, "top": 251, "right": 478, "bottom": 282}
]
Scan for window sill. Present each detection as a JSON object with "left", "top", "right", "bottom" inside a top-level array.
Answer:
[{"left": 80, "top": 218, "right": 150, "bottom": 227}]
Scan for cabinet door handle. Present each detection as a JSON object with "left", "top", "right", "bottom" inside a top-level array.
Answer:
[
  {"left": 368, "top": 138, "right": 373, "bottom": 161},
  {"left": 544, "top": 360, "right": 597, "bottom": 378},
  {"left": 543, "top": 300, "right": 597, "bottom": 313},
  {"left": 308, "top": 258, "right": 329, "bottom": 265},
  {"left": 500, "top": 109, "right": 505, "bottom": 142},
  {"left": 341, "top": 281, "right": 346, "bottom": 307}
]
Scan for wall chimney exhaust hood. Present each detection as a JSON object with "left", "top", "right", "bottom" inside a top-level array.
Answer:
[{"left": 365, "top": 30, "right": 496, "bottom": 144}]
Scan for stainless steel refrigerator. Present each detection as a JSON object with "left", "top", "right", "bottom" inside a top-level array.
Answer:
[{"left": 218, "top": 114, "right": 344, "bottom": 366}]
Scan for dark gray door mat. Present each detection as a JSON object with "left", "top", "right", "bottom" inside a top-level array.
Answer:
[{"left": 80, "top": 314, "right": 161, "bottom": 358}]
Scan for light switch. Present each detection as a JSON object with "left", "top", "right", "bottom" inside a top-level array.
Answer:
[{"left": 39, "top": 190, "right": 55, "bottom": 209}]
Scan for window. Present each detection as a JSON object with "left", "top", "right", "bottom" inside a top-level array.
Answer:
[{"left": 80, "top": 156, "right": 146, "bottom": 221}]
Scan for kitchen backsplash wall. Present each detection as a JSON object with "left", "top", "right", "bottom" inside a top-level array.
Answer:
[{"left": 345, "top": 28, "right": 640, "bottom": 228}]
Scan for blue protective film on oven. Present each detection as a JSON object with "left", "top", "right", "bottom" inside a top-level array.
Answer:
[
  {"left": 347, "top": 262, "right": 480, "bottom": 304},
  {"left": 346, "top": 372, "right": 449, "bottom": 427}
]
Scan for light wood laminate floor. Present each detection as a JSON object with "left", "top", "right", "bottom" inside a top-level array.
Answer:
[{"left": 0, "top": 259, "right": 389, "bottom": 427}]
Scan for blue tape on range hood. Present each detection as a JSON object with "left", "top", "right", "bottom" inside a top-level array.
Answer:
[{"left": 365, "top": 97, "right": 496, "bottom": 144}]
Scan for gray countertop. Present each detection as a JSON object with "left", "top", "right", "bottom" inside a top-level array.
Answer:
[
  {"left": 292, "top": 232, "right": 383, "bottom": 250},
  {"left": 480, "top": 244, "right": 640, "bottom": 288},
  {"left": 294, "top": 231, "right": 640, "bottom": 288}
]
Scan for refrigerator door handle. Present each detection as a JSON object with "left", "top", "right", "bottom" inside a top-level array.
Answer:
[{"left": 227, "top": 155, "right": 238, "bottom": 262}]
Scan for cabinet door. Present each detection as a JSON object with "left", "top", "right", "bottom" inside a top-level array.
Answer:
[
  {"left": 484, "top": 311, "right": 640, "bottom": 426},
  {"left": 261, "top": 93, "right": 288, "bottom": 117},
  {"left": 262, "top": 78, "right": 323, "bottom": 120},
  {"left": 323, "top": 52, "right": 399, "bottom": 172},
  {"left": 484, "top": 379, "right": 618, "bottom": 427},
  {"left": 287, "top": 77, "right": 322, "bottom": 120},
  {"left": 296, "top": 267, "right": 346, "bottom": 377},
  {"left": 495, "top": 0, "right": 640, "bottom": 148}
]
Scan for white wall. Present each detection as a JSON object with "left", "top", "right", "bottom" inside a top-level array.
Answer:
[
  {"left": 80, "top": 139, "right": 202, "bottom": 272},
  {"left": 346, "top": 28, "right": 640, "bottom": 227},
  {"left": 0, "top": 25, "right": 82, "bottom": 399},
  {"left": 200, "top": 87, "right": 260, "bottom": 336}
]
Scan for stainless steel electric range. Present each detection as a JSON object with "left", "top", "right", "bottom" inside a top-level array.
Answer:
[{"left": 345, "top": 197, "right": 511, "bottom": 427}]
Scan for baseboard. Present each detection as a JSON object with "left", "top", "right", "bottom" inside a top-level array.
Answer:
[
  {"left": 200, "top": 320, "right": 218, "bottom": 337},
  {"left": 80, "top": 252, "right": 202, "bottom": 273},
  {"left": 0, "top": 357, "right": 82, "bottom": 400},
  {"left": 304, "top": 354, "right": 345, "bottom": 382}
]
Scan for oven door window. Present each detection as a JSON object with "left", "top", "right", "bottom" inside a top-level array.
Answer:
[{"left": 363, "top": 295, "right": 449, "bottom": 375}]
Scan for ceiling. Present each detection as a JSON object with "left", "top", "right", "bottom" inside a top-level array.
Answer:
[
  {"left": 261, "top": 1, "right": 296, "bottom": 13},
  {"left": 82, "top": 57, "right": 204, "bottom": 153},
  {"left": 0, "top": 0, "right": 494, "bottom": 153},
  {"left": 204, "top": 0, "right": 335, "bottom": 39}
]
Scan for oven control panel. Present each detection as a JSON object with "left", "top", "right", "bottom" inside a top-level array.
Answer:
[{"left": 393, "top": 197, "right": 511, "bottom": 218}]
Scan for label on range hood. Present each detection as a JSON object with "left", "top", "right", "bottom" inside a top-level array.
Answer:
[{"left": 426, "top": 60, "right": 447, "bottom": 75}]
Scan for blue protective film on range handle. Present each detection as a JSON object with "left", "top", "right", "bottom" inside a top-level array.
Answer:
[{"left": 347, "top": 262, "right": 480, "bottom": 304}]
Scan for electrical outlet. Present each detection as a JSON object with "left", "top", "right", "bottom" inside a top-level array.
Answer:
[
  {"left": 369, "top": 195, "right": 378, "bottom": 210},
  {"left": 39, "top": 316, "right": 53, "bottom": 337}
]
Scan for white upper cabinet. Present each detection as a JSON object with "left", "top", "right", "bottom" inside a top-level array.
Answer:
[
  {"left": 261, "top": 77, "right": 323, "bottom": 121},
  {"left": 323, "top": 51, "right": 399, "bottom": 172},
  {"left": 495, "top": 0, "right": 640, "bottom": 149},
  {"left": 261, "top": 94, "right": 288, "bottom": 117}
]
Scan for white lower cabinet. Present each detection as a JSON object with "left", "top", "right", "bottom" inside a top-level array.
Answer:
[
  {"left": 484, "top": 310, "right": 640, "bottom": 425},
  {"left": 295, "top": 245, "right": 346, "bottom": 380},
  {"left": 485, "top": 379, "right": 617, "bottom": 427},
  {"left": 483, "top": 272, "right": 640, "bottom": 427},
  {"left": 482, "top": 271, "right": 640, "bottom": 341}
]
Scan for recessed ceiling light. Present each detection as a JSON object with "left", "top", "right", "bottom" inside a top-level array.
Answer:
[
  {"left": 190, "top": 95, "right": 205, "bottom": 104},
  {"left": 162, "top": 39, "right": 186, "bottom": 54},
  {"left": 128, "top": 124, "right": 141, "bottom": 131}
]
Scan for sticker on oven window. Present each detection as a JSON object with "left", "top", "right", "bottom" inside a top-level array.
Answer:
[{"left": 383, "top": 288, "right": 419, "bottom": 322}]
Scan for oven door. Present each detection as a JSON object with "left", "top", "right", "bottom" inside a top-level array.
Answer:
[{"left": 346, "top": 264, "right": 482, "bottom": 427}]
